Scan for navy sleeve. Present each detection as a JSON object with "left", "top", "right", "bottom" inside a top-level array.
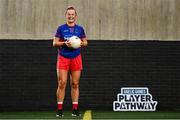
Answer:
[
  {"left": 80, "top": 27, "right": 86, "bottom": 39},
  {"left": 55, "top": 26, "right": 63, "bottom": 39}
]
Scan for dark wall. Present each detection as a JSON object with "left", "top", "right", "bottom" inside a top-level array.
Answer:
[{"left": 0, "top": 40, "right": 180, "bottom": 111}]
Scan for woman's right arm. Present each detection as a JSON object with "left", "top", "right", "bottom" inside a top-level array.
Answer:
[{"left": 53, "top": 37, "right": 65, "bottom": 47}]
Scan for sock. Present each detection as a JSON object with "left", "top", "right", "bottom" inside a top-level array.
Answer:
[
  {"left": 57, "top": 102, "right": 63, "bottom": 110},
  {"left": 72, "top": 102, "right": 78, "bottom": 110}
]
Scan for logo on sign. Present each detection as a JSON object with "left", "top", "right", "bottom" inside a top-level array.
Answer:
[{"left": 113, "top": 87, "right": 158, "bottom": 111}]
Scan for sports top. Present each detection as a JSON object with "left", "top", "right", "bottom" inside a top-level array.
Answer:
[{"left": 55, "top": 23, "right": 86, "bottom": 58}]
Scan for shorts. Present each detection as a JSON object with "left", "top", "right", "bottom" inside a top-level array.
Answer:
[{"left": 57, "top": 54, "right": 83, "bottom": 71}]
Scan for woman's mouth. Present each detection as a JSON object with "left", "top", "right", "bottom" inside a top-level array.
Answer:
[{"left": 68, "top": 17, "right": 74, "bottom": 20}]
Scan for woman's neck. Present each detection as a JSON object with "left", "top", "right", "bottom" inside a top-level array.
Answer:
[{"left": 67, "top": 22, "right": 75, "bottom": 27}]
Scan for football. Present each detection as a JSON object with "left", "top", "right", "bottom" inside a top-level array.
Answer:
[{"left": 69, "top": 36, "right": 81, "bottom": 49}]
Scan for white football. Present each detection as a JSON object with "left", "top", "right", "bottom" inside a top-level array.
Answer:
[{"left": 69, "top": 36, "right": 81, "bottom": 49}]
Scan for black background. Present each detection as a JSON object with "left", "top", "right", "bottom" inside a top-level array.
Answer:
[{"left": 0, "top": 40, "right": 180, "bottom": 111}]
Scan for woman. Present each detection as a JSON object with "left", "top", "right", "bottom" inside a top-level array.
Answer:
[{"left": 53, "top": 6, "right": 88, "bottom": 117}]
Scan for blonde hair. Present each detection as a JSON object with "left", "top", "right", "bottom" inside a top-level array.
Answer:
[{"left": 66, "top": 6, "right": 77, "bottom": 16}]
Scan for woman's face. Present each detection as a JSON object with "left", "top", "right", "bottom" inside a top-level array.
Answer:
[{"left": 66, "top": 9, "right": 77, "bottom": 24}]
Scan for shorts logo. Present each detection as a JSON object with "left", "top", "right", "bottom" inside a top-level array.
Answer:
[{"left": 113, "top": 87, "right": 158, "bottom": 111}]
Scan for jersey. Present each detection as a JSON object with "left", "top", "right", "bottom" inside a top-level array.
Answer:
[{"left": 55, "top": 23, "right": 86, "bottom": 58}]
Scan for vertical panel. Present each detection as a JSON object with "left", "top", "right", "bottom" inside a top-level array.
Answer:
[
  {"left": 136, "top": 0, "right": 146, "bottom": 40},
  {"left": 167, "top": 0, "right": 176, "bottom": 40},
  {"left": 112, "top": 0, "right": 128, "bottom": 40},
  {"left": 99, "top": 0, "right": 113, "bottom": 40},
  {"left": 175, "top": 0, "right": 180, "bottom": 39},
  {"left": 127, "top": 0, "right": 138, "bottom": 40},
  {"left": 84, "top": 0, "right": 100, "bottom": 39},
  {"left": 0, "top": 0, "right": 8, "bottom": 34}
]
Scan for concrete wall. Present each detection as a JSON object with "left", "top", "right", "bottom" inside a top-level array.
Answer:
[{"left": 0, "top": 0, "right": 180, "bottom": 40}]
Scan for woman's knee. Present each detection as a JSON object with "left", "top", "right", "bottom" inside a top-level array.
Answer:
[
  {"left": 58, "top": 80, "right": 67, "bottom": 89},
  {"left": 71, "top": 82, "right": 79, "bottom": 89}
]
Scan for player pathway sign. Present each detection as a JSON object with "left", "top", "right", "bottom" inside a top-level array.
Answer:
[{"left": 113, "top": 87, "right": 158, "bottom": 111}]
